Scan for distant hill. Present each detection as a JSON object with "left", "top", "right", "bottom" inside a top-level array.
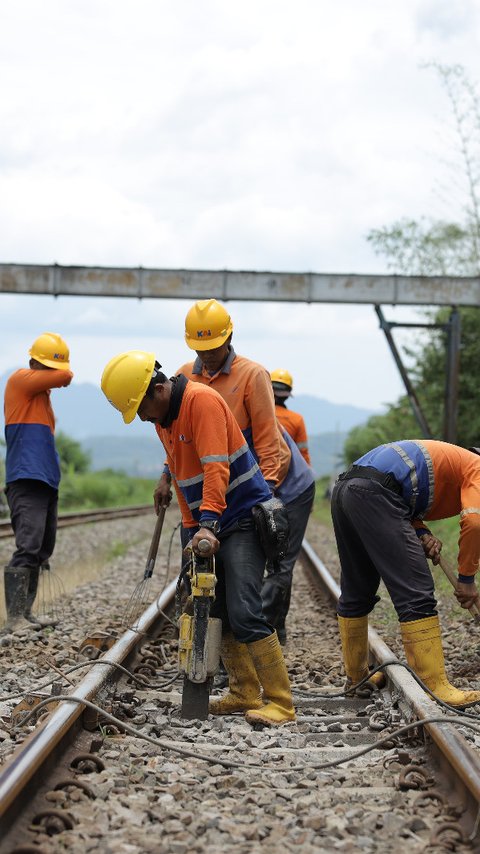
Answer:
[
  {"left": 289, "top": 395, "right": 375, "bottom": 435},
  {"left": 83, "top": 429, "right": 349, "bottom": 479},
  {"left": 0, "top": 371, "right": 376, "bottom": 478},
  {"left": 0, "top": 372, "right": 377, "bottom": 439}
]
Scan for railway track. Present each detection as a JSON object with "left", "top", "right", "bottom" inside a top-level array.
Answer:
[
  {"left": 1, "top": 522, "right": 480, "bottom": 852},
  {"left": 0, "top": 504, "right": 153, "bottom": 539}
]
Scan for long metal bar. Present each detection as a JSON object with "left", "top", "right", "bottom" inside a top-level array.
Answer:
[
  {"left": 375, "top": 305, "right": 433, "bottom": 437},
  {"left": 443, "top": 307, "right": 461, "bottom": 444},
  {"left": 0, "top": 504, "right": 153, "bottom": 539},
  {"left": 2, "top": 263, "right": 480, "bottom": 306}
]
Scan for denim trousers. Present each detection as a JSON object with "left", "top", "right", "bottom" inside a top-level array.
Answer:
[
  {"left": 262, "top": 481, "right": 315, "bottom": 630},
  {"left": 182, "top": 518, "right": 271, "bottom": 644}
]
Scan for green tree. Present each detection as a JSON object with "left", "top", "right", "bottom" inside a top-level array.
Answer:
[
  {"left": 56, "top": 431, "right": 91, "bottom": 475},
  {"left": 347, "top": 64, "right": 480, "bottom": 462}
]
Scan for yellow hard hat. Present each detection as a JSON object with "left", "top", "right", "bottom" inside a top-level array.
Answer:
[
  {"left": 184, "top": 299, "right": 233, "bottom": 351},
  {"left": 101, "top": 350, "right": 155, "bottom": 424},
  {"left": 270, "top": 368, "right": 293, "bottom": 390},
  {"left": 29, "top": 332, "right": 70, "bottom": 370}
]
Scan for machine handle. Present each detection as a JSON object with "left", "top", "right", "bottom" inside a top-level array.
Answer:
[
  {"left": 143, "top": 506, "right": 166, "bottom": 579},
  {"left": 197, "top": 538, "right": 212, "bottom": 555}
]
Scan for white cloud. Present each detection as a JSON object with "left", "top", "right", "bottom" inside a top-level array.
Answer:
[{"left": 0, "top": 0, "right": 478, "bottom": 411}]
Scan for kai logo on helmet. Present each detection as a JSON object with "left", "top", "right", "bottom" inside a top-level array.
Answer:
[
  {"left": 29, "top": 332, "right": 71, "bottom": 371},
  {"left": 185, "top": 299, "right": 233, "bottom": 351}
]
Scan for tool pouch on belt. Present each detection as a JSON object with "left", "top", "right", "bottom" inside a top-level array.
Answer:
[{"left": 252, "top": 497, "right": 290, "bottom": 561}]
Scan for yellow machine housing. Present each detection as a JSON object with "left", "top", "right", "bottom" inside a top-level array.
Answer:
[{"left": 178, "top": 552, "right": 221, "bottom": 683}]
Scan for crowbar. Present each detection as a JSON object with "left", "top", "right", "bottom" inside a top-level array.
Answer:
[{"left": 438, "top": 556, "right": 480, "bottom": 623}]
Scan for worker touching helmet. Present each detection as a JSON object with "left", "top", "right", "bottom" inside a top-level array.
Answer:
[
  {"left": 29, "top": 332, "right": 71, "bottom": 370},
  {"left": 3, "top": 333, "right": 73, "bottom": 633}
]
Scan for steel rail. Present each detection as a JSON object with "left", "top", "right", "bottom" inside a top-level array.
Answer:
[
  {"left": 0, "top": 578, "right": 177, "bottom": 835},
  {"left": 301, "top": 538, "right": 480, "bottom": 808},
  {"left": 4, "top": 536, "right": 480, "bottom": 837},
  {"left": 0, "top": 504, "right": 153, "bottom": 539}
]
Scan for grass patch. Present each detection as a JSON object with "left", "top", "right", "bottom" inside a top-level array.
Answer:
[
  {"left": 59, "top": 470, "right": 155, "bottom": 511},
  {"left": 312, "top": 476, "right": 334, "bottom": 527},
  {"left": 106, "top": 541, "right": 128, "bottom": 561}
]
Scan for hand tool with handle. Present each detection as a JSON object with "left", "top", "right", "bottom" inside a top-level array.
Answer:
[
  {"left": 122, "top": 507, "right": 166, "bottom": 626},
  {"left": 438, "top": 555, "right": 480, "bottom": 623}
]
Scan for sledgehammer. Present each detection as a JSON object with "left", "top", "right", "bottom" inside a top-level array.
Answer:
[{"left": 438, "top": 556, "right": 480, "bottom": 623}]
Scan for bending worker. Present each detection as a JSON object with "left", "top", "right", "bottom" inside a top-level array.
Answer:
[
  {"left": 331, "top": 439, "right": 480, "bottom": 707},
  {"left": 3, "top": 333, "right": 73, "bottom": 632},
  {"left": 271, "top": 369, "right": 311, "bottom": 466},
  {"left": 173, "top": 299, "right": 315, "bottom": 646},
  {"left": 101, "top": 350, "right": 295, "bottom": 726}
]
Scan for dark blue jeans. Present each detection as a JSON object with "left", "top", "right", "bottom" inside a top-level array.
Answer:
[
  {"left": 182, "top": 518, "right": 271, "bottom": 644},
  {"left": 331, "top": 477, "right": 437, "bottom": 623},
  {"left": 6, "top": 479, "right": 58, "bottom": 570},
  {"left": 211, "top": 517, "right": 272, "bottom": 643},
  {"left": 262, "top": 481, "right": 315, "bottom": 630}
]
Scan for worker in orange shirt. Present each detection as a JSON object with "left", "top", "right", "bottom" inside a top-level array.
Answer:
[
  {"left": 169, "top": 300, "right": 315, "bottom": 650},
  {"left": 331, "top": 439, "right": 480, "bottom": 707},
  {"left": 3, "top": 333, "right": 73, "bottom": 633},
  {"left": 101, "top": 350, "right": 295, "bottom": 726},
  {"left": 271, "top": 369, "right": 311, "bottom": 466}
]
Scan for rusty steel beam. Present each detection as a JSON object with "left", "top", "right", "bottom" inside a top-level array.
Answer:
[{"left": 1, "top": 263, "right": 480, "bottom": 306}]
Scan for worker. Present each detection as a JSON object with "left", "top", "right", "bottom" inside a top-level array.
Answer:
[
  {"left": 168, "top": 299, "right": 315, "bottom": 646},
  {"left": 331, "top": 439, "right": 480, "bottom": 707},
  {"left": 3, "top": 333, "right": 73, "bottom": 632},
  {"left": 101, "top": 350, "right": 295, "bottom": 726},
  {"left": 271, "top": 369, "right": 311, "bottom": 466}
]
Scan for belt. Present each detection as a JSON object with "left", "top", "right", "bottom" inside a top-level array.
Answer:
[{"left": 337, "top": 465, "right": 402, "bottom": 496}]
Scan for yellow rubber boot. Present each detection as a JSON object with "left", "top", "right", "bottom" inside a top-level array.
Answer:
[
  {"left": 400, "top": 615, "right": 480, "bottom": 708},
  {"left": 337, "top": 615, "right": 385, "bottom": 695},
  {"left": 209, "top": 634, "right": 263, "bottom": 715},
  {"left": 245, "top": 631, "right": 296, "bottom": 726}
]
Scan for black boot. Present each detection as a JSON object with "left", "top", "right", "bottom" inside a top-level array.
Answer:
[
  {"left": 24, "top": 565, "right": 40, "bottom": 623},
  {"left": 4, "top": 566, "right": 39, "bottom": 632}
]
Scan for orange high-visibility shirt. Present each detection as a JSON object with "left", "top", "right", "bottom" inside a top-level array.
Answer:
[
  {"left": 275, "top": 404, "right": 311, "bottom": 465},
  {"left": 4, "top": 367, "right": 73, "bottom": 488},
  {"left": 355, "top": 439, "right": 480, "bottom": 577},
  {"left": 177, "top": 350, "right": 291, "bottom": 489}
]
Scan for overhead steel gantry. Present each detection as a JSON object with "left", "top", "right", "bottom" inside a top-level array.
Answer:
[
  {"left": 1, "top": 262, "right": 479, "bottom": 443},
  {"left": 0, "top": 262, "right": 480, "bottom": 305}
]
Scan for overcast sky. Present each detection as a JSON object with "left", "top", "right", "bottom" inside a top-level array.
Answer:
[{"left": 1, "top": 0, "right": 479, "bottom": 411}]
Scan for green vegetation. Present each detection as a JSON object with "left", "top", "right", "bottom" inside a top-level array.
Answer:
[
  {"left": 54, "top": 434, "right": 155, "bottom": 511},
  {"left": 59, "top": 469, "right": 155, "bottom": 511},
  {"left": 106, "top": 540, "right": 129, "bottom": 560},
  {"left": 345, "top": 64, "right": 480, "bottom": 463},
  {"left": 56, "top": 431, "right": 91, "bottom": 475},
  {"left": 311, "top": 477, "right": 334, "bottom": 526},
  {"left": 0, "top": 430, "right": 155, "bottom": 512}
]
